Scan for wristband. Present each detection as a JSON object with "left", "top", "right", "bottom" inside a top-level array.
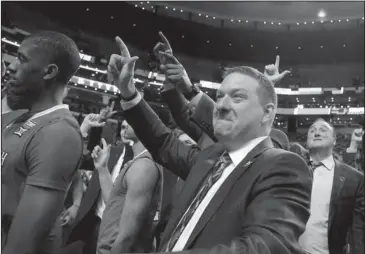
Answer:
[{"left": 120, "top": 89, "right": 138, "bottom": 101}]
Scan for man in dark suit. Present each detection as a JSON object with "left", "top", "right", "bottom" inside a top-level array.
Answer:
[
  {"left": 154, "top": 32, "right": 291, "bottom": 151},
  {"left": 107, "top": 37, "right": 312, "bottom": 253},
  {"left": 298, "top": 118, "right": 364, "bottom": 254}
]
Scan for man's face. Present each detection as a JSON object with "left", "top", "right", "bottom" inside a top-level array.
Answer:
[
  {"left": 307, "top": 120, "right": 336, "bottom": 150},
  {"left": 120, "top": 120, "right": 136, "bottom": 143},
  {"left": 213, "top": 72, "right": 266, "bottom": 147},
  {"left": 5, "top": 40, "right": 49, "bottom": 110}
]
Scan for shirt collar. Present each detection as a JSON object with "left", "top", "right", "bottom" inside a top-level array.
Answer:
[
  {"left": 29, "top": 104, "right": 69, "bottom": 121},
  {"left": 228, "top": 136, "right": 268, "bottom": 167},
  {"left": 310, "top": 155, "right": 335, "bottom": 171}
]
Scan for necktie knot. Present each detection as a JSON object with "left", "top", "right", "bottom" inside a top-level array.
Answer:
[{"left": 308, "top": 161, "right": 323, "bottom": 171}]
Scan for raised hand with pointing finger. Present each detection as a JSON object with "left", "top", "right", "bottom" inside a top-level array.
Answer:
[
  {"left": 264, "top": 55, "right": 291, "bottom": 85},
  {"left": 91, "top": 138, "right": 111, "bottom": 171},
  {"left": 153, "top": 31, "right": 173, "bottom": 64},
  {"left": 108, "top": 37, "right": 139, "bottom": 99}
]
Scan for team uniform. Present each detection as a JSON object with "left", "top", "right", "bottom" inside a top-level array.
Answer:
[
  {"left": 97, "top": 151, "right": 163, "bottom": 254},
  {"left": 1, "top": 105, "right": 83, "bottom": 253}
]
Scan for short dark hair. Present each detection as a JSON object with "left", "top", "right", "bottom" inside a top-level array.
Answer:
[
  {"left": 311, "top": 118, "right": 337, "bottom": 139},
  {"left": 24, "top": 31, "right": 81, "bottom": 84},
  {"left": 223, "top": 66, "right": 277, "bottom": 108}
]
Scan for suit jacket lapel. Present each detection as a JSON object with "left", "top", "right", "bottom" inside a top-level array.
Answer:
[
  {"left": 185, "top": 138, "right": 273, "bottom": 248},
  {"left": 159, "top": 144, "right": 225, "bottom": 250},
  {"left": 328, "top": 160, "right": 346, "bottom": 230}
]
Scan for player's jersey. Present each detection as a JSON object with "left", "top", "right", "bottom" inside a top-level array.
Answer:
[{"left": 1, "top": 107, "right": 83, "bottom": 250}]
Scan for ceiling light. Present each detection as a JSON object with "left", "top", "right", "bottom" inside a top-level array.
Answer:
[
  {"left": 246, "top": 20, "right": 249, "bottom": 23},
  {"left": 339, "top": 19, "right": 341, "bottom": 22},
  {"left": 343, "top": 44, "right": 346, "bottom": 47},
  {"left": 264, "top": 21, "right": 266, "bottom": 24},
  {"left": 173, "top": 8, "right": 176, "bottom": 11},
  {"left": 298, "top": 46, "right": 301, "bottom": 49},
  {"left": 346, "top": 19, "right": 349, "bottom": 22},
  {"left": 312, "top": 21, "right": 315, "bottom": 24},
  {"left": 206, "top": 15, "right": 209, "bottom": 18},
  {"left": 165, "top": 6, "right": 168, "bottom": 9},
  {"left": 206, "top": 40, "right": 210, "bottom": 43},
  {"left": 278, "top": 22, "right": 281, "bottom": 25},
  {"left": 320, "top": 20, "right": 324, "bottom": 23},
  {"left": 110, "top": 16, "right": 114, "bottom": 19},
  {"left": 231, "top": 19, "right": 234, "bottom": 22},
  {"left": 140, "top": 2, "right": 143, "bottom": 4},
  {"left": 362, "top": 17, "right": 364, "bottom": 20},
  {"left": 304, "top": 22, "right": 307, "bottom": 24},
  {"left": 317, "top": 10, "right": 326, "bottom": 18},
  {"left": 198, "top": 13, "right": 201, "bottom": 16},
  {"left": 142, "top": 7, "right": 145, "bottom": 10},
  {"left": 276, "top": 46, "right": 279, "bottom": 50},
  {"left": 320, "top": 45, "right": 323, "bottom": 48},
  {"left": 181, "top": 10, "right": 183, "bottom": 12},
  {"left": 86, "top": 8, "right": 90, "bottom": 11},
  {"left": 238, "top": 20, "right": 241, "bottom": 22},
  {"left": 134, "top": 5, "right": 137, "bottom": 7},
  {"left": 133, "top": 24, "right": 136, "bottom": 27},
  {"left": 213, "top": 17, "right": 216, "bottom": 19},
  {"left": 146, "top": 1, "right": 149, "bottom": 3},
  {"left": 250, "top": 44, "right": 254, "bottom": 48},
  {"left": 297, "top": 22, "right": 299, "bottom": 25},
  {"left": 330, "top": 20, "right": 333, "bottom": 22}
]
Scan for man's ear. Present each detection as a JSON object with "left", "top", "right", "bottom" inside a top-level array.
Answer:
[
  {"left": 261, "top": 103, "right": 276, "bottom": 125},
  {"left": 43, "top": 64, "right": 59, "bottom": 81}
]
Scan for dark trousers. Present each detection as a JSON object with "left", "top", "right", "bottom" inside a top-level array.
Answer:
[{"left": 64, "top": 211, "right": 101, "bottom": 254}]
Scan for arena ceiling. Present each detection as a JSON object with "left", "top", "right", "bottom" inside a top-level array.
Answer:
[{"left": 153, "top": 1, "right": 364, "bottom": 23}]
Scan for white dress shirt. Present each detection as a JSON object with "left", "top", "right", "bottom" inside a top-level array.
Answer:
[
  {"left": 121, "top": 92, "right": 267, "bottom": 251},
  {"left": 95, "top": 147, "right": 126, "bottom": 219},
  {"left": 299, "top": 155, "right": 335, "bottom": 254}
]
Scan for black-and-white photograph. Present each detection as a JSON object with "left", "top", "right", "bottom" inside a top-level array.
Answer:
[{"left": 1, "top": 1, "right": 364, "bottom": 254}]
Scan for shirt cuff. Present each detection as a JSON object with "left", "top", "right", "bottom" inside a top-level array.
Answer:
[
  {"left": 189, "top": 91, "right": 204, "bottom": 106},
  {"left": 120, "top": 92, "right": 142, "bottom": 111}
]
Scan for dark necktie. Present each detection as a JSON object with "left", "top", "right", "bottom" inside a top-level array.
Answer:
[
  {"left": 308, "top": 161, "right": 323, "bottom": 172},
  {"left": 166, "top": 152, "right": 232, "bottom": 251}
]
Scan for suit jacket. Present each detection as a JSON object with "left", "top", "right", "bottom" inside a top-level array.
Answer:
[
  {"left": 124, "top": 99, "right": 312, "bottom": 254},
  {"left": 287, "top": 145, "right": 364, "bottom": 254},
  {"left": 328, "top": 160, "right": 364, "bottom": 254},
  {"left": 161, "top": 88, "right": 215, "bottom": 149}
]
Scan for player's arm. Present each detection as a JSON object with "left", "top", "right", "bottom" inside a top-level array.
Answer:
[
  {"left": 110, "top": 158, "right": 159, "bottom": 254},
  {"left": 3, "top": 121, "right": 83, "bottom": 254},
  {"left": 98, "top": 166, "right": 113, "bottom": 203}
]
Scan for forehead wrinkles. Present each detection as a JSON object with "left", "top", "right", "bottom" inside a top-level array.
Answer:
[{"left": 220, "top": 73, "right": 258, "bottom": 94}]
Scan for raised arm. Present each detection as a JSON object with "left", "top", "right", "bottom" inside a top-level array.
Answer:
[
  {"left": 110, "top": 158, "right": 160, "bottom": 254},
  {"left": 3, "top": 121, "right": 83, "bottom": 254},
  {"left": 108, "top": 36, "right": 200, "bottom": 179},
  {"left": 91, "top": 138, "right": 114, "bottom": 202}
]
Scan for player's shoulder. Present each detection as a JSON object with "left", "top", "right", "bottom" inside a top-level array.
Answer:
[{"left": 35, "top": 110, "right": 81, "bottom": 140}]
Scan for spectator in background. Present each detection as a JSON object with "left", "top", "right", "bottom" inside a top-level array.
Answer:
[
  {"left": 2, "top": 31, "right": 83, "bottom": 254},
  {"left": 299, "top": 118, "right": 364, "bottom": 254},
  {"left": 93, "top": 120, "right": 163, "bottom": 254},
  {"left": 62, "top": 104, "right": 134, "bottom": 254}
]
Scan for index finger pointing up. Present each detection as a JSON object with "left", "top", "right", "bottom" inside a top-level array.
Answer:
[
  {"left": 159, "top": 31, "right": 172, "bottom": 50},
  {"left": 115, "top": 36, "right": 131, "bottom": 58},
  {"left": 275, "top": 55, "right": 280, "bottom": 69}
]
